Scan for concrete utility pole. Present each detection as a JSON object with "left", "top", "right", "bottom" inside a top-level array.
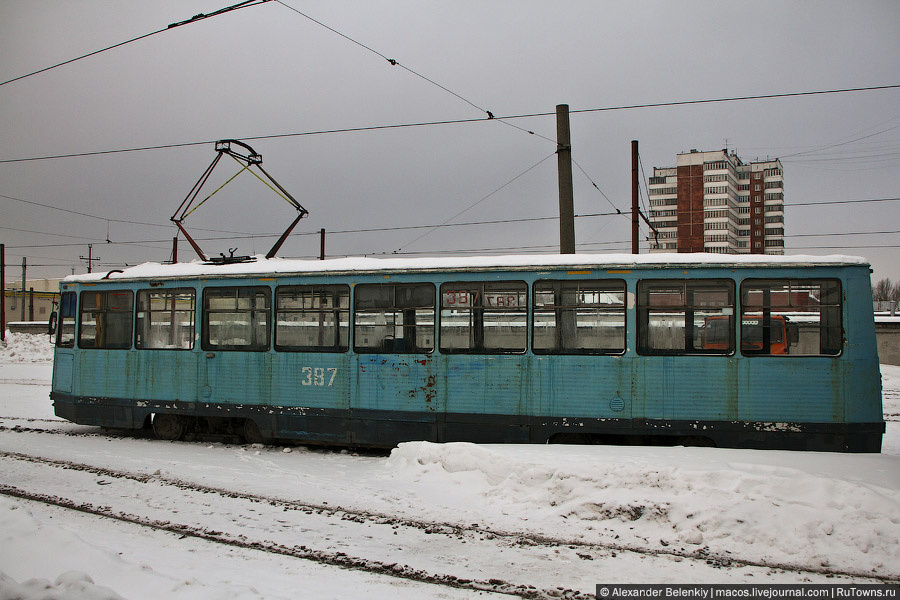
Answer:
[
  {"left": 632, "top": 140, "right": 640, "bottom": 254},
  {"left": 80, "top": 244, "right": 99, "bottom": 273},
  {"left": 556, "top": 104, "right": 575, "bottom": 254}
]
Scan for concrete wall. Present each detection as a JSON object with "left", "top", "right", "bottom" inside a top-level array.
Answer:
[{"left": 875, "top": 319, "right": 900, "bottom": 366}]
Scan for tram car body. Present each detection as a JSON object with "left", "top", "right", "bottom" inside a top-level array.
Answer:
[{"left": 50, "top": 254, "right": 885, "bottom": 452}]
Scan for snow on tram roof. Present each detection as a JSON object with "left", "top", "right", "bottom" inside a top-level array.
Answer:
[{"left": 65, "top": 252, "right": 870, "bottom": 283}]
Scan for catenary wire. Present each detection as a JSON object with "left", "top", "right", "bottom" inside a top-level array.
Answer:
[
  {"left": 0, "top": 0, "right": 273, "bottom": 88},
  {"left": 3, "top": 84, "right": 897, "bottom": 164}
]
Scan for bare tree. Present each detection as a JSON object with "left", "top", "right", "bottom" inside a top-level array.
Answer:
[
  {"left": 873, "top": 278, "right": 893, "bottom": 301},
  {"left": 892, "top": 281, "right": 900, "bottom": 303}
]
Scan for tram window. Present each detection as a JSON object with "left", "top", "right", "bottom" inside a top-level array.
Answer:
[
  {"left": 637, "top": 279, "right": 735, "bottom": 355},
  {"left": 741, "top": 279, "right": 842, "bottom": 356},
  {"left": 136, "top": 289, "right": 196, "bottom": 350},
  {"left": 78, "top": 290, "right": 134, "bottom": 349},
  {"left": 203, "top": 287, "right": 270, "bottom": 351},
  {"left": 533, "top": 280, "right": 625, "bottom": 354},
  {"left": 440, "top": 281, "right": 527, "bottom": 354},
  {"left": 276, "top": 285, "right": 349, "bottom": 352},
  {"left": 56, "top": 291, "right": 76, "bottom": 348},
  {"left": 354, "top": 283, "right": 434, "bottom": 353}
]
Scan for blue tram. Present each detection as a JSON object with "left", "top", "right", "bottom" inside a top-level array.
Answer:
[{"left": 49, "top": 254, "right": 885, "bottom": 452}]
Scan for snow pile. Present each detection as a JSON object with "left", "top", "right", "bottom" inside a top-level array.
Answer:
[
  {"left": 0, "top": 331, "right": 53, "bottom": 363},
  {"left": 386, "top": 441, "right": 900, "bottom": 577},
  {"left": 0, "top": 570, "right": 125, "bottom": 600}
]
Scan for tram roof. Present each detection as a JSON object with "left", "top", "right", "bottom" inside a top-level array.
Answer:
[{"left": 65, "top": 253, "right": 870, "bottom": 283}]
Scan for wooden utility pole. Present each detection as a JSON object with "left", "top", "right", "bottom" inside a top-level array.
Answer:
[
  {"left": 1, "top": 244, "right": 5, "bottom": 341},
  {"left": 20, "top": 258, "right": 26, "bottom": 321},
  {"left": 632, "top": 140, "right": 640, "bottom": 254},
  {"left": 319, "top": 228, "right": 326, "bottom": 260},
  {"left": 556, "top": 104, "right": 575, "bottom": 254}
]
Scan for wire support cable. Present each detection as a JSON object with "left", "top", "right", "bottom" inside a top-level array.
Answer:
[
  {"left": 273, "top": 0, "right": 553, "bottom": 143},
  {"left": 394, "top": 151, "right": 557, "bottom": 253},
  {"left": 0, "top": 0, "right": 273, "bottom": 88}
]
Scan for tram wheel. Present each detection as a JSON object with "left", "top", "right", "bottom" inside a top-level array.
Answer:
[
  {"left": 243, "top": 418, "right": 270, "bottom": 445},
  {"left": 152, "top": 413, "right": 185, "bottom": 441}
]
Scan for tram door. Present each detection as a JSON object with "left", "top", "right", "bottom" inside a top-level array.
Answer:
[
  {"left": 352, "top": 283, "right": 439, "bottom": 445},
  {"left": 199, "top": 287, "right": 272, "bottom": 407}
]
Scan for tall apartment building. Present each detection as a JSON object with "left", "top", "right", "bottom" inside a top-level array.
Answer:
[{"left": 648, "top": 149, "right": 784, "bottom": 254}]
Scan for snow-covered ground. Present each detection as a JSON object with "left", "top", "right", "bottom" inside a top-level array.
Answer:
[{"left": 1, "top": 331, "right": 898, "bottom": 598}]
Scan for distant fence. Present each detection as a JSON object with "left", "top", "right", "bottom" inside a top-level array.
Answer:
[
  {"left": 6, "top": 322, "right": 49, "bottom": 335},
  {"left": 874, "top": 300, "right": 898, "bottom": 316}
]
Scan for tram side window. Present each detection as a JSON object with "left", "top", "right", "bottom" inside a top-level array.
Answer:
[
  {"left": 136, "top": 289, "right": 196, "bottom": 350},
  {"left": 741, "top": 279, "right": 842, "bottom": 356},
  {"left": 440, "top": 281, "right": 527, "bottom": 354},
  {"left": 276, "top": 285, "right": 349, "bottom": 352},
  {"left": 56, "top": 291, "right": 77, "bottom": 348},
  {"left": 79, "top": 290, "right": 134, "bottom": 349},
  {"left": 203, "top": 287, "right": 270, "bottom": 351},
  {"left": 354, "top": 283, "right": 434, "bottom": 353},
  {"left": 637, "top": 279, "right": 735, "bottom": 355},
  {"left": 533, "top": 280, "right": 625, "bottom": 354}
]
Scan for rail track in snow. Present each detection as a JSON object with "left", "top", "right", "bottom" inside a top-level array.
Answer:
[{"left": 0, "top": 446, "right": 896, "bottom": 587}]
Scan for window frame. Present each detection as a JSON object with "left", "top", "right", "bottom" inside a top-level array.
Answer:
[
  {"left": 202, "top": 286, "right": 271, "bottom": 352},
  {"left": 353, "top": 282, "right": 435, "bottom": 354},
  {"left": 439, "top": 280, "right": 528, "bottom": 355},
  {"left": 739, "top": 278, "right": 843, "bottom": 357},
  {"left": 532, "top": 279, "right": 626, "bottom": 355},
  {"left": 275, "top": 284, "right": 350, "bottom": 353},
  {"left": 56, "top": 291, "right": 77, "bottom": 348},
  {"left": 636, "top": 278, "right": 736, "bottom": 356},
  {"left": 135, "top": 288, "right": 197, "bottom": 350},
  {"left": 78, "top": 289, "right": 135, "bottom": 350}
]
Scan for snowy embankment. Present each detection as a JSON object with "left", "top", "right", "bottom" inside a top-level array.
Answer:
[
  {"left": 1, "top": 332, "right": 899, "bottom": 598},
  {"left": 0, "top": 330, "right": 53, "bottom": 363}
]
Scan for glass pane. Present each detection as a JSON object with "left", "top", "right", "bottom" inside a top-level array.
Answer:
[
  {"left": 204, "top": 287, "right": 270, "bottom": 350},
  {"left": 79, "top": 290, "right": 133, "bottom": 349},
  {"left": 354, "top": 284, "right": 434, "bottom": 353},
  {"left": 136, "top": 289, "right": 195, "bottom": 350},
  {"left": 638, "top": 280, "right": 734, "bottom": 355},
  {"left": 276, "top": 286, "right": 349, "bottom": 352},
  {"left": 740, "top": 279, "right": 841, "bottom": 356},
  {"left": 533, "top": 280, "right": 625, "bottom": 354},
  {"left": 439, "top": 281, "right": 526, "bottom": 354}
]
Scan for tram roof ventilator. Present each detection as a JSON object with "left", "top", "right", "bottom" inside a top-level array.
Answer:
[{"left": 171, "top": 139, "right": 308, "bottom": 265}]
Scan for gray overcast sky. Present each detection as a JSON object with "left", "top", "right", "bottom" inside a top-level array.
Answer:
[{"left": 1, "top": 1, "right": 899, "bottom": 282}]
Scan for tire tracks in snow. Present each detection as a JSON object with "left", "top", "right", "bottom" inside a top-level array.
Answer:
[{"left": 0, "top": 449, "right": 896, "bottom": 585}]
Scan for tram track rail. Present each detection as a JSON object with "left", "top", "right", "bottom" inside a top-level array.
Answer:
[
  {"left": 0, "top": 484, "right": 574, "bottom": 600},
  {"left": 0, "top": 448, "right": 896, "bottom": 585}
]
